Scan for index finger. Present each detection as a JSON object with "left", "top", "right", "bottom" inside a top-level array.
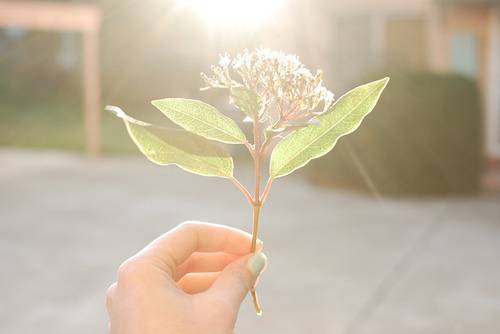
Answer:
[{"left": 136, "top": 221, "right": 259, "bottom": 275}]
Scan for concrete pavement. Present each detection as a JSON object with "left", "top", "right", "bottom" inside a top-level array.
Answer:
[{"left": 1, "top": 150, "right": 499, "bottom": 334}]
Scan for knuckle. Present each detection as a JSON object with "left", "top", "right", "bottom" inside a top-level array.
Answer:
[
  {"left": 117, "top": 258, "right": 146, "bottom": 284},
  {"left": 106, "top": 283, "right": 116, "bottom": 297},
  {"left": 105, "top": 283, "right": 117, "bottom": 309},
  {"left": 178, "top": 221, "right": 199, "bottom": 231}
]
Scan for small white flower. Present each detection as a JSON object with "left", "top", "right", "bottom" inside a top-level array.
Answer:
[
  {"left": 218, "top": 53, "right": 231, "bottom": 67},
  {"left": 201, "top": 48, "right": 334, "bottom": 129}
]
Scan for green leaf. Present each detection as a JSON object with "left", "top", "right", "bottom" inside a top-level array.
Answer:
[
  {"left": 151, "top": 98, "right": 246, "bottom": 144},
  {"left": 230, "top": 86, "right": 263, "bottom": 119},
  {"left": 270, "top": 77, "right": 389, "bottom": 178},
  {"left": 107, "top": 106, "right": 234, "bottom": 178}
]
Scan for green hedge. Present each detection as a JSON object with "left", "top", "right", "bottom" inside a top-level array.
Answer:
[{"left": 306, "top": 71, "right": 482, "bottom": 196}]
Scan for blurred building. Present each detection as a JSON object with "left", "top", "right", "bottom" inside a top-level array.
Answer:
[{"left": 310, "top": 0, "right": 500, "bottom": 163}]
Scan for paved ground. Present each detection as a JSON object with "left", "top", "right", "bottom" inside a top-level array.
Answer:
[{"left": 1, "top": 149, "right": 499, "bottom": 334}]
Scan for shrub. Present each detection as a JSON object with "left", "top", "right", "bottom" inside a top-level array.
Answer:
[{"left": 306, "top": 71, "right": 482, "bottom": 196}]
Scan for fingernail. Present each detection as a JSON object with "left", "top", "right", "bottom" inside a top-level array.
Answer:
[
  {"left": 256, "top": 239, "right": 264, "bottom": 252},
  {"left": 247, "top": 252, "right": 267, "bottom": 278}
]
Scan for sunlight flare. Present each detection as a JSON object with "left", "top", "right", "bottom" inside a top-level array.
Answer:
[{"left": 177, "top": 0, "right": 284, "bottom": 30}]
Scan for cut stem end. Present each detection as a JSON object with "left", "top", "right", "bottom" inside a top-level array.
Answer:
[{"left": 251, "top": 288, "right": 262, "bottom": 316}]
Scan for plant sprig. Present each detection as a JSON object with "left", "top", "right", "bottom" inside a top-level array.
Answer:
[{"left": 107, "top": 49, "right": 389, "bottom": 315}]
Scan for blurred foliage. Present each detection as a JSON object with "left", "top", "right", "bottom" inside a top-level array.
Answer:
[
  {"left": 0, "top": 31, "right": 81, "bottom": 99},
  {"left": 305, "top": 71, "right": 483, "bottom": 196},
  {"left": 0, "top": 95, "right": 135, "bottom": 153}
]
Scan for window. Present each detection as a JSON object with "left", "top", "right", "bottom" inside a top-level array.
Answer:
[{"left": 450, "top": 32, "right": 479, "bottom": 79}]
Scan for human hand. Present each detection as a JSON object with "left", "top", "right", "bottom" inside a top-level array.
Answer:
[{"left": 106, "top": 221, "right": 267, "bottom": 334}]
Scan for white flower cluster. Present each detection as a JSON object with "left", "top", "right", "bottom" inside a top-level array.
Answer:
[{"left": 201, "top": 49, "right": 334, "bottom": 127}]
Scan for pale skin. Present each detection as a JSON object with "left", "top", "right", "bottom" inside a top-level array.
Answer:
[{"left": 106, "top": 221, "right": 267, "bottom": 334}]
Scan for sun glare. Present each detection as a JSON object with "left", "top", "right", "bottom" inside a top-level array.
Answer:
[{"left": 177, "top": 0, "right": 284, "bottom": 30}]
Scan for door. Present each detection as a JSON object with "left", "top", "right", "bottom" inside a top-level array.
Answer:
[{"left": 386, "top": 18, "right": 427, "bottom": 69}]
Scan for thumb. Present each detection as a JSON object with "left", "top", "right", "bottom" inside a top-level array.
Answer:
[{"left": 208, "top": 252, "right": 267, "bottom": 310}]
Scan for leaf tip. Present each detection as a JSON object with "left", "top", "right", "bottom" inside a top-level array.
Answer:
[
  {"left": 105, "top": 105, "right": 125, "bottom": 118},
  {"left": 380, "top": 76, "right": 390, "bottom": 88},
  {"left": 150, "top": 99, "right": 162, "bottom": 107}
]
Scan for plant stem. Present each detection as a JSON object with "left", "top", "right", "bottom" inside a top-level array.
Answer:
[
  {"left": 260, "top": 177, "right": 274, "bottom": 204},
  {"left": 254, "top": 128, "right": 261, "bottom": 201},
  {"left": 229, "top": 176, "right": 253, "bottom": 206},
  {"left": 250, "top": 203, "right": 262, "bottom": 315},
  {"left": 244, "top": 140, "right": 255, "bottom": 159},
  {"left": 250, "top": 107, "right": 263, "bottom": 315}
]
